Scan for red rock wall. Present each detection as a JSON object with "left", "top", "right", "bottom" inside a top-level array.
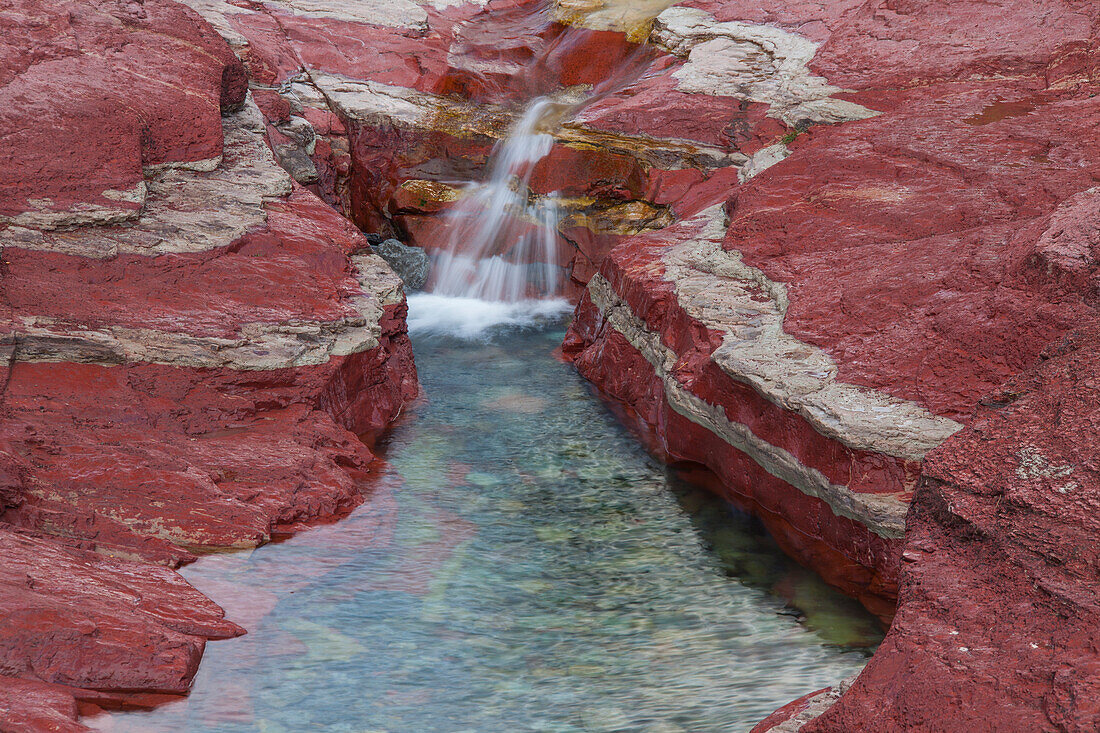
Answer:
[
  {"left": 566, "top": 300, "right": 902, "bottom": 619},
  {"left": 168, "top": 0, "right": 1100, "bottom": 727},
  {"left": 0, "top": 1, "right": 419, "bottom": 728},
  {"left": 559, "top": 0, "right": 1100, "bottom": 729}
]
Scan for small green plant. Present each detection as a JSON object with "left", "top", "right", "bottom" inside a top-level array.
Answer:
[{"left": 781, "top": 129, "right": 800, "bottom": 145}]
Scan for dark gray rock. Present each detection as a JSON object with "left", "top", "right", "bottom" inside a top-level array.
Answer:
[
  {"left": 371, "top": 238, "right": 430, "bottom": 290},
  {"left": 274, "top": 144, "right": 317, "bottom": 184},
  {"left": 275, "top": 116, "right": 317, "bottom": 151}
]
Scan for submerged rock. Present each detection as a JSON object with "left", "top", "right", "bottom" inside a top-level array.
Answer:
[{"left": 371, "top": 238, "right": 430, "bottom": 290}]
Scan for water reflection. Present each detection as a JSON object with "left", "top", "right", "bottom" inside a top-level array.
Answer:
[{"left": 93, "top": 320, "right": 879, "bottom": 733}]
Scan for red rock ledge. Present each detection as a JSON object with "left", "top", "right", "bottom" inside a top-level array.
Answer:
[
  {"left": 559, "top": 0, "right": 1100, "bottom": 729},
  {"left": 0, "top": 0, "right": 417, "bottom": 728}
]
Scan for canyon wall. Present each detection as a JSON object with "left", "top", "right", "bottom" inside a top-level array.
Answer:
[
  {"left": 0, "top": 1, "right": 417, "bottom": 728},
  {"left": 560, "top": 0, "right": 1100, "bottom": 729}
]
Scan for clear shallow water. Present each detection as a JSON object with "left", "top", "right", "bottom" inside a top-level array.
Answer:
[{"left": 94, "top": 318, "right": 880, "bottom": 733}]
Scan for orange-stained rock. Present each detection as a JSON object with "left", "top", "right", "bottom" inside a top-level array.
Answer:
[{"left": 180, "top": 0, "right": 747, "bottom": 272}]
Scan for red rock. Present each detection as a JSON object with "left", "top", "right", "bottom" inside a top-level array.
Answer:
[
  {"left": 434, "top": 5, "right": 648, "bottom": 102},
  {"left": 0, "top": 527, "right": 241, "bottom": 692},
  {"left": 0, "top": 0, "right": 418, "bottom": 728},
  {"left": 559, "top": 0, "right": 1100, "bottom": 728},
  {"left": 807, "top": 322, "right": 1100, "bottom": 731},
  {"left": 0, "top": 676, "right": 84, "bottom": 733},
  {"left": 576, "top": 60, "right": 785, "bottom": 153},
  {"left": 0, "top": 345, "right": 415, "bottom": 557},
  {"left": 723, "top": 86, "right": 1099, "bottom": 419},
  {"left": 811, "top": 0, "right": 1096, "bottom": 90},
  {"left": 551, "top": 0, "right": 1100, "bottom": 725},
  {"left": 751, "top": 687, "right": 831, "bottom": 733},
  {"left": 0, "top": 0, "right": 245, "bottom": 228},
  {"left": 565, "top": 284, "right": 903, "bottom": 619},
  {"left": 193, "top": 0, "right": 743, "bottom": 271},
  {"left": 530, "top": 144, "right": 648, "bottom": 198},
  {"left": 268, "top": 11, "right": 452, "bottom": 93},
  {"left": 252, "top": 89, "right": 292, "bottom": 124},
  {"left": 4, "top": 0, "right": 1098, "bottom": 729},
  {"left": 225, "top": 8, "right": 304, "bottom": 86}
]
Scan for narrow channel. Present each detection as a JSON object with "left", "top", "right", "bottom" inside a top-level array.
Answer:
[
  {"left": 93, "top": 9, "right": 880, "bottom": 728},
  {"left": 94, "top": 318, "right": 880, "bottom": 733}
]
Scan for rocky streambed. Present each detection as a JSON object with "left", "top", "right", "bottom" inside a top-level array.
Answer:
[
  {"left": 1, "top": 0, "right": 1098, "bottom": 731},
  {"left": 91, "top": 319, "right": 881, "bottom": 732}
]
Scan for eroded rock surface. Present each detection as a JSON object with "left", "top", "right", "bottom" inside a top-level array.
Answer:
[
  {"left": 3, "top": 0, "right": 1098, "bottom": 729},
  {"left": 560, "top": 0, "right": 1099, "bottom": 730},
  {"left": 0, "top": 0, "right": 417, "bottom": 728},
  {"left": 804, "top": 322, "right": 1100, "bottom": 730}
]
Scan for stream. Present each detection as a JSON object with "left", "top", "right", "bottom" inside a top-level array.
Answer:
[
  {"left": 94, "top": 315, "right": 881, "bottom": 733},
  {"left": 94, "top": 14, "right": 881, "bottom": 726}
]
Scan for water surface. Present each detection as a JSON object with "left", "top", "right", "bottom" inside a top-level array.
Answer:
[{"left": 95, "top": 318, "right": 880, "bottom": 732}]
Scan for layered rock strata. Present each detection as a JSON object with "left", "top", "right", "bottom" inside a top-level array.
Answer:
[
  {"left": 176, "top": 0, "right": 790, "bottom": 296},
  {"left": 0, "top": 0, "right": 417, "bottom": 728},
  {"left": 147, "top": 0, "right": 1100, "bottom": 725},
  {"left": 3, "top": 0, "right": 1098, "bottom": 729},
  {"left": 562, "top": 0, "right": 1100, "bottom": 729},
  {"left": 564, "top": 204, "right": 959, "bottom": 617}
]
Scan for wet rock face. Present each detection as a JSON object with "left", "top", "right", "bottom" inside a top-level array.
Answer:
[
  {"left": 371, "top": 238, "right": 431, "bottom": 290},
  {"left": 0, "top": 0, "right": 418, "bottom": 726}
]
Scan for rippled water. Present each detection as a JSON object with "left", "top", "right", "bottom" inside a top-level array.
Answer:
[{"left": 95, "top": 319, "right": 880, "bottom": 733}]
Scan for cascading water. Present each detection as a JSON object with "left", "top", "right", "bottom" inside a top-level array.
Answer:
[
  {"left": 429, "top": 98, "right": 564, "bottom": 303},
  {"left": 405, "top": 2, "right": 667, "bottom": 339},
  {"left": 406, "top": 99, "right": 574, "bottom": 338}
]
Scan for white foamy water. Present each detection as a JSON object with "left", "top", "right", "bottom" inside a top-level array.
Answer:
[
  {"left": 427, "top": 98, "right": 566, "bottom": 304},
  {"left": 407, "top": 293, "right": 571, "bottom": 339}
]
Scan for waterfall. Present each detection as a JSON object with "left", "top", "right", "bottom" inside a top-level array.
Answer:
[
  {"left": 407, "top": 98, "right": 573, "bottom": 338},
  {"left": 405, "top": 3, "right": 663, "bottom": 338},
  {"left": 427, "top": 98, "right": 564, "bottom": 302}
]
